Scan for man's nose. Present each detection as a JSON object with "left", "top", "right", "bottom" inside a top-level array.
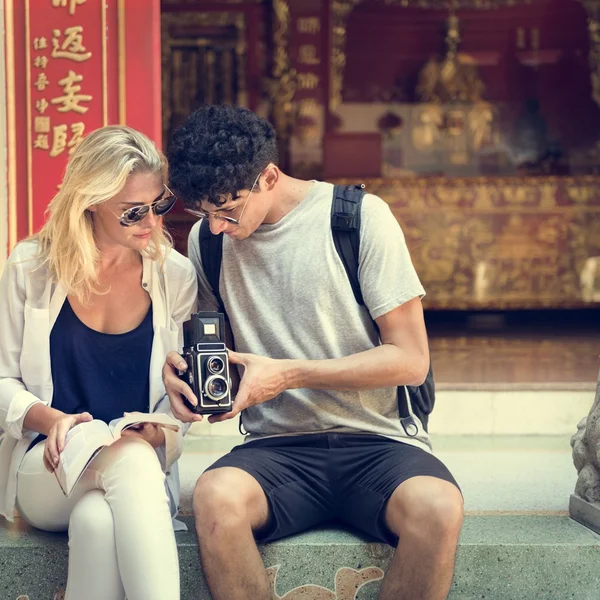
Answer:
[{"left": 209, "top": 216, "right": 228, "bottom": 235}]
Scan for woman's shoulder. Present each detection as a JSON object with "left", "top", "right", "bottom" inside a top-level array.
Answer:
[
  {"left": 6, "top": 238, "right": 43, "bottom": 269},
  {"left": 162, "top": 247, "right": 196, "bottom": 281}
]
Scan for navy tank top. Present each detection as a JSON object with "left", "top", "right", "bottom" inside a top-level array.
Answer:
[{"left": 28, "top": 299, "right": 154, "bottom": 450}]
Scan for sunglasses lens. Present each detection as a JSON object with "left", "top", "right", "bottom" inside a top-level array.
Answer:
[
  {"left": 154, "top": 194, "right": 177, "bottom": 216},
  {"left": 120, "top": 205, "right": 149, "bottom": 227}
]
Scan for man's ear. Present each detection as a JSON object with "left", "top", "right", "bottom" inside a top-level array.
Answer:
[{"left": 262, "top": 165, "right": 279, "bottom": 191}]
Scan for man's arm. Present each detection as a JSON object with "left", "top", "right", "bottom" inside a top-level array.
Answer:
[{"left": 210, "top": 296, "right": 428, "bottom": 423}]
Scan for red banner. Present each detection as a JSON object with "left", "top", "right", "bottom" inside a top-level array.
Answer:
[
  {"left": 5, "top": 0, "right": 162, "bottom": 247},
  {"left": 26, "top": 0, "right": 114, "bottom": 233}
]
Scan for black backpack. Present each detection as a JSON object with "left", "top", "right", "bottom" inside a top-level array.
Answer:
[{"left": 198, "top": 183, "right": 436, "bottom": 436}]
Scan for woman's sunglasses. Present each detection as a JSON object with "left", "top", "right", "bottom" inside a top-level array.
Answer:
[{"left": 118, "top": 185, "right": 177, "bottom": 227}]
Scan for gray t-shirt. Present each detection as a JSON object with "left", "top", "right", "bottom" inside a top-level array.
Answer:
[{"left": 188, "top": 181, "right": 430, "bottom": 451}]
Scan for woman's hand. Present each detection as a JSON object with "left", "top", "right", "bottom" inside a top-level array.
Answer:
[
  {"left": 120, "top": 423, "right": 165, "bottom": 449},
  {"left": 43, "top": 412, "right": 93, "bottom": 472}
]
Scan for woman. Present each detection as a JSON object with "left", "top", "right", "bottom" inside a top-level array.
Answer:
[{"left": 0, "top": 125, "right": 197, "bottom": 599}]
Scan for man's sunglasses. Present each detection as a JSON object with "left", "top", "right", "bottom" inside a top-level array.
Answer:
[{"left": 118, "top": 185, "right": 177, "bottom": 227}]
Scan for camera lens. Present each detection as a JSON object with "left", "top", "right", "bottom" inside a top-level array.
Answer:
[
  {"left": 204, "top": 375, "right": 229, "bottom": 401},
  {"left": 207, "top": 356, "right": 225, "bottom": 374}
]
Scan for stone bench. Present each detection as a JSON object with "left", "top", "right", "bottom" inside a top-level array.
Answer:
[{"left": 2, "top": 514, "right": 600, "bottom": 600}]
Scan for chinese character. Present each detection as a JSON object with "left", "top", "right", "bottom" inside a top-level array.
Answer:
[
  {"left": 298, "top": 98, "right": 319, "bottom": 118},
  {"left": 52, "top": 0, "right": 87, "bottom": 16},
  {"left": 34, "top": 116, "right": 51, "bottom": 133},
  {"left": 52, "top": 26, "right": 92, "bottom": 62},
  {"left": 33, "top": 37, "right": 48, "bottom": 51},
  {"left": 34, "top": 134, "right": 50, "bottom": 150},
  {"left": 36, "top": 98, "right": 50, "bottom": 114},
  {"left": 50, "top": 124, "right": 68, "bottom": 157},
  {"left": 33, "top": 56, "right": 49, "bottom": 69},
  {"left": 298, "top": 45, "right": 320, "bottom": 65},
  {"left": 298, "top": 73, "right": 320, "bottom": 90},
  {"left": 297, "top": 18, "right": 321, "bottom": 34},
  {"left": 35, "top": 73, "right": 50, "bottom": 92},
  {"left": 68, "top": 122, "right": 85, "bottom": 155},
  {"left": 51, "top": 70, "right": 92, "bottom": 114}
]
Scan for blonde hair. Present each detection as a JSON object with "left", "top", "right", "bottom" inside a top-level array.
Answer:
[{"left": 35, "top": 125, "right": 172, "bottom": 303}]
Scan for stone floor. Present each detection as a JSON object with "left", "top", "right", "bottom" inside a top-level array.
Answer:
[{"left": 427, "top": 309, "right": 600, "bottom": 387}]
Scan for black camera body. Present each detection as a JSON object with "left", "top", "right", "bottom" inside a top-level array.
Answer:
[{"left": 180, "top": 312, "right": 232, "bottom": 415}]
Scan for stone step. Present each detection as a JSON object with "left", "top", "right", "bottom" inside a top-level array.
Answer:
[
  {"left": 187, "top": 388, "right": 595, "bottom": 438},
  {"left": 2, "top": 515, "right": 600, "bottom": 600},
  {"left": 1, "top": 435, "right": 592, "bottom": 600}
]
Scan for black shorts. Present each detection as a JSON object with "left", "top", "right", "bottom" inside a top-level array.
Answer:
[{"left": 204, "top": 432, "right": 459, "bottom": 546}]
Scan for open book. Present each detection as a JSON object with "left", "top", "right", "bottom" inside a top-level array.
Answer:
[{"left": 54, "top": 412, "right": 181, "bottom": 497}]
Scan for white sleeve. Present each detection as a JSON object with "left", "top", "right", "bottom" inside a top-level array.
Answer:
[{"left": 0, "top": 248, "right": 45, "bottom": 440}]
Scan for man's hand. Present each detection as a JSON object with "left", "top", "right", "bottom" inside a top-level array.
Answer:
[
  {"left": 121, "top": 423, "right": 166, "bottom": 448},
  {"left": 208, "top": 350, "right": 291, "bottom": 423},
  {"left": 44, "top": 412, "right": 93, "bottom": 472},
  {"left": 162, "top": 351, "right": 203, "bottom": 423}
]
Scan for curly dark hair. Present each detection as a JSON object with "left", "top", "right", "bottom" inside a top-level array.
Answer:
[{"left": 167, "top": 105, "right": 279, "bottom": 206}]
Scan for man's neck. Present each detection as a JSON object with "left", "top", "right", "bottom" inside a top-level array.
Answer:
[{"left": 262, "top": 174, "right": 314, "bottom": 224}]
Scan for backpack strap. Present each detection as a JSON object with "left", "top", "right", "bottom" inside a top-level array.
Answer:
[
  {"left": 331, "top": 184, "right": 365, "bottom": 306},
  {"left": 199, "top": 218, "right": 226, "bottom": 318},
  {"left": 330, "top": 184, "right": 420, "bottom": 437},
  {"left": 198, "top": 219, "right": 247, "bottom": 434}
]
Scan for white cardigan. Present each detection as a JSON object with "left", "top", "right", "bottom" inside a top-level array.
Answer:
[{"left": 0, "top": 240, "right": 197, "bottom": 523}]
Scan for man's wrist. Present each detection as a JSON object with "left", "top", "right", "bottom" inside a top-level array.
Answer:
[{"left": 283, "top": 359, "right": 308, "bottom": 390}]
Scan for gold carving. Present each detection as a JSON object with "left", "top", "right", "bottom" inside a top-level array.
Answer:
[
  {"left": 297, "top": 17, "right": 321, "bottom": 34},
  {"left": 333, "top": 176, "right": 600, "bottom": 308},
  {"left": 298, "top": 44, "right": 320, "bottom": 65},
  {"left": 35, "top": 98, "right": 49, "bottom": 113},
  {"left": 33, "top": 37, "right": 48, "bottom": 50},
  {"left": 34, "top": 116, "right": 50, "bottom": 133},
  {"left": 298, "top": 72, "right": 320, "bottom": 89},
  {"left": 51, "top": 70, "right": 92, "bottom": 114},
  {"left": 34, "top": 73, "right": 50, "bottom": 91},
  {"left": 33, "top": 56, "right": 48, "bottom": 68},
  {"left": 268, "top": 565, "right": 384, "bottom": 599},
  {"left": 68, "top": 122, "right": 85, "bottom": 154},
  {"left": 52, "top": 0, "right": 86, "bottom": 16},
  {"left": 51, "top": 26, "right": 92, "bottom": 62},
  {"left": 298, "top": 98, "right": 320, "bottom": 118},
  {"left": 329, "top": 0, "right": 545, "bottom": 111},
  {"left": 267, "top": 0, "right": 297, "bottom": 167},
  {"left": 33, "top": 134, "right": 49, "bottom": 150},
  {"left": 587, "top": 15, "right": 600, "bottom": 109},
  {"left": 49, "top": 124, "right": 68, "bottom": 157}
]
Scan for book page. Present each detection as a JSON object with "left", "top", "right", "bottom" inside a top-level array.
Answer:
[
  {"left": 110, "top": 412, "right": 181, "bottom": 438},
  {"left": 54, "top": 420, "right": 113, "bottom": 497}
]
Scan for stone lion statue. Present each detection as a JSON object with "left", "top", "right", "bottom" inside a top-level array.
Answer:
[{"left": 571, "top": 371, "right": 600, "bottom": 502}]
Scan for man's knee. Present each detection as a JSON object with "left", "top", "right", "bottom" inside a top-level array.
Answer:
[
  {"left": 69, "top": 490, "right": 114, "bottom": 541},
  {"left": 193, "top": 467, "right": 268, "bottom": 534},
  {"left": 386, "top": 476, "right": 463, "bottom": 544}
]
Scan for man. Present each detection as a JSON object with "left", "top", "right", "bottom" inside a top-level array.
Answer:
[{"left": 163, "top": 104, "right": 463, "bottom": 600}]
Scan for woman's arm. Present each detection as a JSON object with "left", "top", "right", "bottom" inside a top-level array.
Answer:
[{"left": 0, "top": 247, "right": 49, "bottom": 439}]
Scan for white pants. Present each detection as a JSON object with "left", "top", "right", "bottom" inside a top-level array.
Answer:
[{"left": 16, "top": 436, "right": 180, "bottom": 600}]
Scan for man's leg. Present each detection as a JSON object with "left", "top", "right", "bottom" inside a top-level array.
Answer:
[
  {"left": 194, "top": 467, "right": 271, "bottom": 600},
  {"left": 378, "top": 476, "right": 463, "bottom": 600}
]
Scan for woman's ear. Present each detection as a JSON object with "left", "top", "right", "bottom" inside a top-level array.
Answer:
[{"left": 87, "top": 205, "right": 97, "bottom": 213}]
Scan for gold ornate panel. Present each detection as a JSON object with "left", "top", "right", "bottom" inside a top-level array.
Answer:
[{"left": 335, "top": 176, "right": 600, "bottom": 308}]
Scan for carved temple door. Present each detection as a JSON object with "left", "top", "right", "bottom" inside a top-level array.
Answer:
[{"left": 160, "top": 1, "right": 264, "bottom": 252}]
